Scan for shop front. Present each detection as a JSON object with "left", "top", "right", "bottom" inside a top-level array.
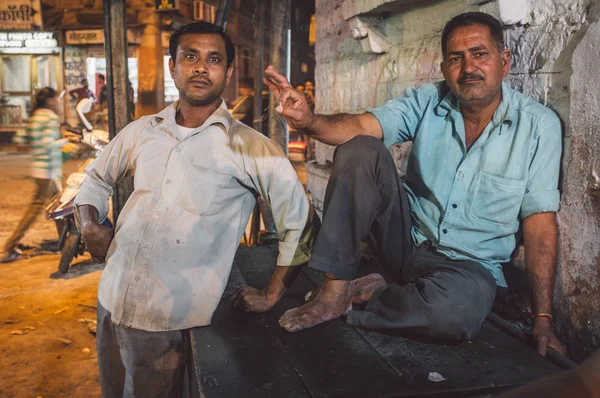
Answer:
[
  {"left": 63, "top": 28, "right": 141, "bottom": 126},
  {"left": 0, "top": 30, "right": 61, "bottom": 138}
]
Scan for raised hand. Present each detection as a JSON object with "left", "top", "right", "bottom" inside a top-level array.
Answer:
[{"left": 264, "top": 65, "right": 314, "bottom": 130}]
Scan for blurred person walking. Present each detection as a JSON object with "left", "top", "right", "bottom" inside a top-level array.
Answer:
[{"left": 1, "top": 88, "right": 79, "bottom": 263}]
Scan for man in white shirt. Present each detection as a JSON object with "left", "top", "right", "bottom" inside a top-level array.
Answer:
[{"left": 75, "top": 21, "right": 318, "bottom": 397}]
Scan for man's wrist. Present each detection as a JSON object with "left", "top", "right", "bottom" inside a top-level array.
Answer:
[{"left": 533, "top": 314, "right": 553, "bottom": 328}]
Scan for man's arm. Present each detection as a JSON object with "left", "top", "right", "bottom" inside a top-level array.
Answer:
[
  {"left": 230, "top": 138, "right": 321, "bottom": 312},
  {"left": 523, "top": 212, "right": 567, "bottom": 356},
  {"left": 498, "top": 350, "right": 600, "bottom": 398},
  {"left": 74, "top": 119, "right": 140, "bottom": 262},
  {"left": 264, "top": 65, "right": 382, "bottom": 145},
  {"left": 76, "top": 204, "right": 113, "bottom": 263}
]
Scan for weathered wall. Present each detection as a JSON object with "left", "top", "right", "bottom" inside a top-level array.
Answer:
[{"left": 308, "top": 0, "right": 600, "bottom": 360}]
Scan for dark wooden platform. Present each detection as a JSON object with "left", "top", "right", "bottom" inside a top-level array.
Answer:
[{"left": 188, "top": 246, "right": 563, "bottom": 398}]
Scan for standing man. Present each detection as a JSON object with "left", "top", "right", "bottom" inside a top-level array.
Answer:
[
  {"left": 75, "top": 21, "right": 318, "bottom": 397},
  {"left": 69, "top": 78, "right": 95, "bottom": 102},
  {"left": 235, "top": 12, "right": 566, "bottom": 357},
  {"left": 97, "top": 74, "right": 108, "bottom": 108}
]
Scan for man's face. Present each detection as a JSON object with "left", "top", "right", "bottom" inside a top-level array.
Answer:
[
  {"left": 169, "top": 33, "right": 233, "bottom": 107},
  {"left": 440, "top": 24, "right": 510, "bottom": 107},
  {"left": 83, "top": 80, "right": 89, "bottom": 89}
]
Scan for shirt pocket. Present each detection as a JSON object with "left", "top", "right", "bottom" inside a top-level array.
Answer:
[
  {"left": 469, "top": 171, "right": 526, "bottom": 227},
  {"left": 176, "top": 161, "right": 232, "bottom": 216}
]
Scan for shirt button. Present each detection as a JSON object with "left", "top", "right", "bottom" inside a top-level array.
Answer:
[
  {"left": 135, "top": 275, "right": 141, "bottom": 282},
  {"left": 175, "top": 148, "right": 181, "bottom": 153},
  {"left": 153, "top": 210, "right": 161, "bottom": 216},
  {"left": 143, "top": 243, "right": 150, "bottom": 248},
  {"left": 166, "top": 179, "right": 171, "bottom": 184},
  {"left": 442, "top": 229, "right": 448, "bottom": 234},
  {"left": 452, "top": 204, "right": 457, "bottom": 209}
]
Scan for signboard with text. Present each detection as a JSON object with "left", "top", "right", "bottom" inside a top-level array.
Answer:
[
  {"left": 0, "top": 31, "right": 56, "bottom": 49},
  {"left": 0, "top": 0, "right": 43, "bottom": 30},
  {"left": 66, "top": 29, "right": 142, "bottom": 45}
]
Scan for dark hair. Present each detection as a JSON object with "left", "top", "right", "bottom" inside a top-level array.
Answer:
[
  {"left": 34, "top": 87, "right": 57, "bottom": 111},
  {"left": 98, "top": 74, "right": 105, "bottom": 80},
  {"left": 441, "top": 12, "right": 504, "bottom": 57},
  {"left": 169, "top": 21, "right": 235, "bottom": 68}
]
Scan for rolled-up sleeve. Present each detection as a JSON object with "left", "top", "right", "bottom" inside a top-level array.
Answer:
[
  {"left": 367, "top": 85, "right": 430, "bottom": 147},
  {"left": 249, "top": 139, "right": 320, "bottom": 267},
  {"left": 74, "top": 121, "right": 140, "bottom": 222},
  {"left": 520, "top": 120, "right": 562, "bottom": 219}
]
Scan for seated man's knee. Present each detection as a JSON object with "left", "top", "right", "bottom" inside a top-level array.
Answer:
[
  {"left": 426, "top": 307, "right": 486, "bottom": 341},
  {"left": 333, "top": 135, "right": 388, "bottom": 168}
]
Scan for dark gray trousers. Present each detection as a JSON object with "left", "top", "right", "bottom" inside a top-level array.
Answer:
[
  {"left": 96, "top": 303, "right": 189, "bottom": 398},
  {"left": 308, "top": 136, "right": 497, "bottom": 341}
]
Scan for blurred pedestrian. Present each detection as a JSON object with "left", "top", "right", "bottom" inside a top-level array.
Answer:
[
  {"left": 1, "top": 88, "right": 79, "bottom": 263},
  {"left": 98, "top": 74, "right": 108, "bottom": 108},
  {"left": 69, "top": 78, "right": 95, "bottom": 102}
]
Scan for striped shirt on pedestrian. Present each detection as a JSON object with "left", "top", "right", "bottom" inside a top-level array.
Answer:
[{"left": 14, "top": 108, "right": 67, "bottom": 180}]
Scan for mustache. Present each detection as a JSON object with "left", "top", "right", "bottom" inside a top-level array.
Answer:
[
  {"left": 188, "top": 77, "right": 212, "bottom": 85},
  {"left": 458, "top": 73, "right": 484, "bottom": 83}
]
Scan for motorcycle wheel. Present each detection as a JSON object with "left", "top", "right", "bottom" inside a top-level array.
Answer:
[{"left": 58, "top": 231, "right": 80, "bottom": 274}]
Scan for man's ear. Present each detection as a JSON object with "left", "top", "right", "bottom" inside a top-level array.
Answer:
[
  {"left": 226, "top": 65, "right": 234, "bottom": 85},
  {"left": 501, "top": 49, "right": 511, "bottom": 77},
  {"left": 168, "top": 57, "right": 176, "bottom": 79},
  {"left": 440, "top": 61, "right": 447, "bottom": 80}
]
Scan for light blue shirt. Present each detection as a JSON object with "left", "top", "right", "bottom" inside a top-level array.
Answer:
[{"left": 369, "top": 82, "right": 562, "bottom": 287}]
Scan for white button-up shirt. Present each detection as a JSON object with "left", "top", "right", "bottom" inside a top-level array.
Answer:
[{"left": 75, "top": 101, "right": 318, "bottom": 331}]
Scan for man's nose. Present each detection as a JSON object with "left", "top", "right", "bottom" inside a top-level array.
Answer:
[
  {"left": 461, "top": 56, "right": 476, "bottom": 73},
  {"left": 193, "top": 60, "right": 208, "bottom": 74}
]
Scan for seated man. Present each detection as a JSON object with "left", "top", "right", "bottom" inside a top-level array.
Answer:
[
  {"left": 232, "top": 12, "right": 566, "bottom": 357},
  {"left": 75, "top": 21, "right": 319, "bottom": 397}
]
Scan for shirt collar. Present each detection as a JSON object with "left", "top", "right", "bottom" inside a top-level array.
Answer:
[
  {"left": 150, "top": 99, "right": 233, "bottom": 135},
  {"left": 434, "top": 82, "right": 516, "bottom": 127}
]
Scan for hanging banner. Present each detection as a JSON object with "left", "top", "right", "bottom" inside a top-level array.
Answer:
[{"left": 0, "top": 0, "right": 43, "bottom": 30}]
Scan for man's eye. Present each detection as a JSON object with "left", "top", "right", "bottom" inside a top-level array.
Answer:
[
  {"left": 450, "top": 56, "right": 460, "bottom": 62},
  {"left": 185, "top": 54, "right": 196, "bottom": 60},
  {"left": 475, "top": 52, "right": 487, "bottom": 57},
  {"left": 210, "top": 56, "right": 221, "bottom": 63}
]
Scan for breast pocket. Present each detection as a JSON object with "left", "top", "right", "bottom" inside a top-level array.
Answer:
[
  {"left": 469, "top": 171, "right": 526, "bottom": 226},
  {"left": 176, "top": 161, "right": 232, "bottom": 216}
]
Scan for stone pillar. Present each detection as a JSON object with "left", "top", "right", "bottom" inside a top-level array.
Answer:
[{"left": 136, "top": 9, "right": 165, "bottom": 116}]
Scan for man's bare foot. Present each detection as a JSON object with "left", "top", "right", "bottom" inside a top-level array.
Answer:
[
  {"left": 279, "top": 279, "right": 352, "bottom": 332},
  {"left": 304, "top": 273, "right": 386, "bottom": 304}
]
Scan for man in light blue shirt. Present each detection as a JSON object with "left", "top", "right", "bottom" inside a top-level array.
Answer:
[{"left": 234, "top": 12, "right": 565, "bottom": 356}]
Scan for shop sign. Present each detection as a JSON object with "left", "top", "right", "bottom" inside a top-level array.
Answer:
[
  {"left": 155, "top": 0, "right": 179, "bottom": 11},
  {"left": 0, "top": 0, "right": 43, "bottom": 30},
  {"left": 0, "top": 31, "right": 57, "bottom": 48},
  {"left": 66, "top": 29, "right": 142, "bottom": 45}
]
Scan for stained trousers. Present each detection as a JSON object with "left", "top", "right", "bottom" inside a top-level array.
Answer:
[
  {"left": 308, "top": 136, "right": 497, "bottom": 340},
  {"left": 96, "top": 303, "right": 190, "bottom": 398}
]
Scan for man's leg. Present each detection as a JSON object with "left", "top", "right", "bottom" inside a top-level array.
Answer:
[
  {"left": 2, "top": 179, "right": 57, "bottom": 258},
  {"left": 279, "top": 135, "right": 415, "bottom": 332},
  {"left": 97, "top": 303, "right": 189, "bottom": 398},
  {"left": 97, "top": 303, "right": 126, "bottom": 398},
  {"left": 347, "top": 245, "right": 498, "bottom": 340}
]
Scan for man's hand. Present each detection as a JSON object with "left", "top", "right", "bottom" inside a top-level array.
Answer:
[
  {"left": 229, "top": 286, "right": 277, "bottom": 313},
  {"left": 81, "top": 222, "right": 113, "bottom": 263},
  {"left": 532, "top": 317, "right": 567, "bottom": 357},
  {"left": 77, "top": 204, "right": 113, "bottom": 264},
  {"left": 264, "top": 65, "right": 314, "bottom": 130}
]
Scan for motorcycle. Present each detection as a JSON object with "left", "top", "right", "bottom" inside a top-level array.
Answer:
[{"left": 46, "top": 98, "right": 111, "bottom": 273}]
